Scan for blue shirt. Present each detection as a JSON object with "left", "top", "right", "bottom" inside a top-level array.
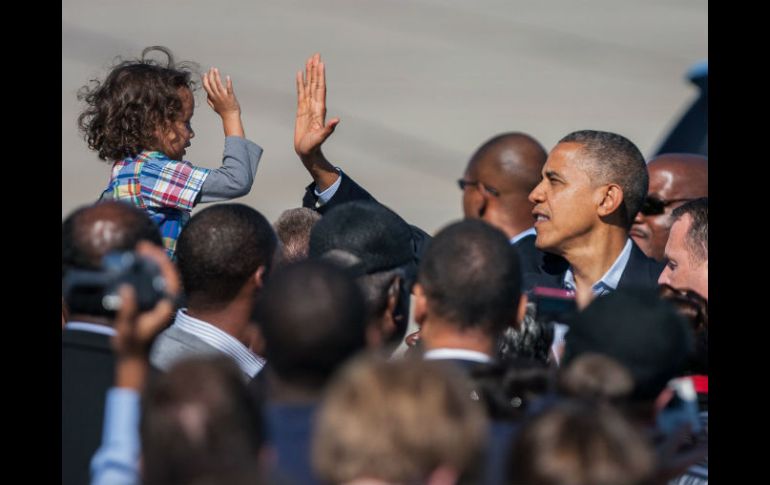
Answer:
[
  {"left": 90, "top": 388, "right": 141, "bottom": 485},
  {"left": 563, "top": 238, "right": 633, "bottom": 296}
]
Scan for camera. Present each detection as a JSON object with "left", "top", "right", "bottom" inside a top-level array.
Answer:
[{"left": 63, "top": 251, "right": 167, "bottom": 314}]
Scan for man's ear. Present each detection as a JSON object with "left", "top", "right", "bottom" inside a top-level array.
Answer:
[
  {"left": 252, "top": 266, "right": 267, "bottom": 290},
  {"left": 412, "top": 283, "right": 428, "bottom": 326},
  {"left": 596, "top": 184, "right": 624, "bottom": 217},
  {"left": 369, "top": 276, "right": 401, "bottom": 347}
]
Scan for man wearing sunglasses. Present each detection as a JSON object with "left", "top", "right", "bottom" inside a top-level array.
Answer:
[
  {"left": 630, "top": 154, "right": 708, "bottom": 262},
  {"left": 457, "top": 132, "right": 570, "bottom": 288},
  {"left": 529, "top": 130, "right": 664, "bottom": 308}
]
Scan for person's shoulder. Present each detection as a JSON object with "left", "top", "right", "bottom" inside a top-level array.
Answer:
[
  {"left": 628, "top": 241, "right": 665, "bottom": 275},
  {"left": 618, "top": 241, "right": 665, "bottom": 288}
]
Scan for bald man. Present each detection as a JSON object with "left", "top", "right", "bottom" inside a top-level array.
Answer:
[
  {"left": 460, "top": 132, "right": 546, "bottom": 241},
  {"left": 459, "top": 133, "right": 569, "bottom": 288},
  {"left": 62, "top": 201, "right": 163, "bottom": 485},
  {"left": 631, "top": 154, "right": 708, "bottom": 262}
]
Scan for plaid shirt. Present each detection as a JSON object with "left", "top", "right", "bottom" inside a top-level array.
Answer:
[{"left": 104, "top": 151, "right": 210, "bottom": 257}]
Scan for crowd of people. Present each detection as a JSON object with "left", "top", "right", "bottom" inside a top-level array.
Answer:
[{"left": 63, "top": 47, "right": 708, "bottom": 485}]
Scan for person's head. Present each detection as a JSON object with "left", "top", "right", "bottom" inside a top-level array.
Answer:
[
  {"left": 78, "top": 46, "right": 197, "bottom": 162},
  {"left": 528, "top": 130, "right": 647, "bottom": 254},
  {"left": 659, "top": 284, "right": 708, "bottom": 375},
  {"left": 631, "top": 154, "right": 708, "bottom": 261},
  {"left": 415, "top": 219, "right": 524, "bottom": 351},
  {"left": 309, "top": 201, "right": 416, "bottom": 346},
  {"left": 313, "top": 356, "right": 487, "bottom": 485},
  {"left": 62, "top": 201, "right": 162, "bottom": 315},
  {"left": 658, "top": 198, "right": 708, "bottom": 299},
  {"left": 140, "top": 356, "right": 265, "bottom": 485},
  {"left": 176, "top": 204, "right": 277, "bottom": 311},
  {"left": 562, "top": 289, "right": 693, "bottom": 403},
  {"left": 559, "top": 353, "right": 634, "bottom": 405},
  {"left": 460, "top": 132, "right": 547, "bottom": 239},
  {"left": 273, "top": 207, "right": 321, "bottom": 265},
  {"left": 255, "top": 260, "right": 367, "bottom": 393},
  {"left": 508, "top": 400, "right": 655, "bottom": 485}
]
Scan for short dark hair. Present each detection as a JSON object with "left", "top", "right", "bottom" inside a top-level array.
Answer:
[
  {"left": 140, "top": 356, "right": 264, "bottom": 485},
  {"left": 255, "top": 260, "right": 367, "bottom": 389},
  {"left": 176, "top": 204, "right": 277, "bottom": 310},
  {"left": 559, "top": 130, "right": 648, "bottom": 228},
  {"left": 672, "top": 197, "right": 708, "bottom": 263},
  {"left": 418, "top": 219, "right": 522, "bottom": 336},
  {"left": 78, "top": 46, "right": 198, "bottom": 161}
]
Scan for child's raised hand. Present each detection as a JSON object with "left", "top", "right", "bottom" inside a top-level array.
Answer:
[{"left": 202, "top": 67, "right": 245, "bottom": 137}]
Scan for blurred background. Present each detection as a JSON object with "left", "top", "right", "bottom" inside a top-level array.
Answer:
[{"left": 62, "top": 0, "right": 707, "bottom": 234}]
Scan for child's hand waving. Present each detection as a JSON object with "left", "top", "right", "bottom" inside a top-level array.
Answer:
[{"left": 202, "top": 67, "right": 245, "bottom": 137}]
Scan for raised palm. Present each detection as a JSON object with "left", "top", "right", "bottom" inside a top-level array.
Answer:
[{"left": 294, "top": 53, "right": 339, "bottom": 158}]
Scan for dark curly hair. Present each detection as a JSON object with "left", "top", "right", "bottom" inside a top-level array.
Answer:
[{"left": 77, "top": 46, "right": 199, "bottom": 161}]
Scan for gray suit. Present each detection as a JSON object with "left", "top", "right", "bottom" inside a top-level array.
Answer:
[{"left": 150, "top": 325, "right": 226, "bottom": 372}]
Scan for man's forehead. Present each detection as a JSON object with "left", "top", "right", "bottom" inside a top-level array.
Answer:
[
  {"left": 544, "top": 142, "right": 587, "bottom": 172},
  {"left": 670, "top": 213, "right": 693, "bottom": 239},
  {"left": 648, "top": 155, "right": 707, "bottom": 193},
  {"left": 648, "top": 164, "right": 706, "bottom": 198}
]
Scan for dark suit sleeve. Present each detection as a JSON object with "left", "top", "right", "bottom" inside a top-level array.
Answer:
[{"left": 301, "top": 170, "right": 377, "bottom": 215}]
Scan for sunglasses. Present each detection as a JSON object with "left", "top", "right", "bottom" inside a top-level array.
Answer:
[
  {"left": 639, "top": 196, "right": 694, "bottom": 216},
  {"left": 457, "top": 179, "right": 500, "bottom": 197}
]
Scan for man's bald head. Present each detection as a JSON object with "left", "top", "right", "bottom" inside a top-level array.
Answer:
[
  {"left": 647, "top": 154, "right": 708, "bottom": 197},
  {"left": 462, "top": 132, "right": 547, "bottom": 238},
  {"left": 466, "top": 132, "right": 547, "bottom": 194},
  {"left": 62, "top": 201, "right": 162, "bottom": 277},
  {"left": 631, "top": 153, "right": 708, "bottom": 261}
]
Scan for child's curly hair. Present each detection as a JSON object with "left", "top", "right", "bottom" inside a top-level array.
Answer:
[{"left": 78, "top": 46, "right": 199, "bottom": 161}]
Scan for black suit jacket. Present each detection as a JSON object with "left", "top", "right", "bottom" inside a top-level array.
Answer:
[
  {"left": 519, "top": 239, "right": 664, "bottom": 292},
  {"left": 514, "top": 234, "right": 569, "bottom": 291},
  {"left": 62, "top": 328, "right": 116, "bottom": 485}
]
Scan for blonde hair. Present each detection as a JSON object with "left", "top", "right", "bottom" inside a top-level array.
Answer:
[{"left": 313, "top": 356, "right": 488, "bottom": 483}]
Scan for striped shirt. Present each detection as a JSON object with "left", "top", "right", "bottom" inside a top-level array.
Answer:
[{"left": 173, "top": 309, "right": 265, "bottom": 378}]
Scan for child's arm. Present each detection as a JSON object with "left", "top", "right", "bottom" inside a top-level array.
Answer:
[
  {"left": 196, "top": 68, "right": 262, "bottom": 203},
  {"left": 202, "top": 67, "right": 245, "bottom": 138}
]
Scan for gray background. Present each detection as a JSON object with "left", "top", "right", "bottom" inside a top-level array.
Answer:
[{"left": 62, "top": 0, "right": 707, "bottom": 234}]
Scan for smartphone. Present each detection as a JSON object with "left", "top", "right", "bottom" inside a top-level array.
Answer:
[
  {"left": 530, "top": 287, "right": 577, "bottom": 322},
  {"left": 657, "top": 376, "right": 702, "bottom": 435}
]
